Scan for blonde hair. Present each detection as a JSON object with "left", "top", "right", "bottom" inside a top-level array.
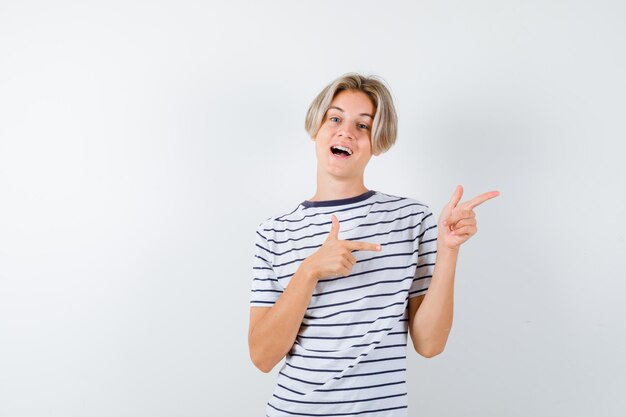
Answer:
[{"left": 304, "top": 72, "right": 398, "bottom": 155}]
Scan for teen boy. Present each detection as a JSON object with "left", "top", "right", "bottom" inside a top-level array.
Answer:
[{"left": 249, "top": 73, "right": 499, "bottom": 416}]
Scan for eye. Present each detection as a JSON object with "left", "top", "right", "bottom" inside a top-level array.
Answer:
[
  {"left": 330, "top": 116, "right": 340, "bottom": 123},
  {"left": 358, "top": 123, "right": 369, "bottom": 130}
]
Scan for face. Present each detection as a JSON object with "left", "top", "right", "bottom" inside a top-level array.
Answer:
[{"left": 313, "top": 89, "right": 376, "bottom": 180}]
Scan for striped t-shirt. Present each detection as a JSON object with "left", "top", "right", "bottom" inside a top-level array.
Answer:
[{"left": 250, "top": 190, "right": 438, "bottom": 416}]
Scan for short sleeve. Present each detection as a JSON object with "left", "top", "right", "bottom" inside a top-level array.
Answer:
[
  {"left": 409, "top": 205, "right": 438, "bottom": 298},
  {"left": 249, "top": 225, "right": 283, "bottom": 307}
]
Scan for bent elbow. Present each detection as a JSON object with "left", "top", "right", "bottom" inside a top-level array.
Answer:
[
  {"left": 412, "top": 341, "right": 445, "bottom": 358},
  {"left": 420, "top": 348, "right": 444, "bottom": 358},
  {"left": 253, "top": 359, "right": 274, "bottom": 373},
  {"left": 410, "top": 330, "right": 451, "bottom": 358},
  {"left": 249, "top": 350, "right": 276, "bottom": 373},
  {"left": 418, "top": 344, "right": 446, "bottom": 358},
  {"left": 255, "top": 363, "right": 273, "bottom": 373}
]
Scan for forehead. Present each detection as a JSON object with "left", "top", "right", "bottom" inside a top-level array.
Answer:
[{"left": 329, "top": 89, "right": 375, "bottom": 114}]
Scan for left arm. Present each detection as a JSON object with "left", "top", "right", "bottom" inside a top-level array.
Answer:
[
  {"left": 409, "top": 244, "right": 458, "bottom": 358},
  {"left": 408, "top": 185, "right": 499, "bottom": 358}
]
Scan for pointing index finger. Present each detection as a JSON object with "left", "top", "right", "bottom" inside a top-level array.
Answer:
[
  {"left": 465, "top": 190, "right": 500, "bottom": 209},
  {"left": 345, "top": 240, "right": 382, "bottom": 252}
]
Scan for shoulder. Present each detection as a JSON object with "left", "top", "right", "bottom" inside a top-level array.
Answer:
[
  {"left": 374, "top": 191, "right": 433, "bottom": 215},
  {"left": 374, "top": 191, "right": 438, "bottom": 243},
  {"left": 254, "top": 201, "right": 306, "bottom": 238}
]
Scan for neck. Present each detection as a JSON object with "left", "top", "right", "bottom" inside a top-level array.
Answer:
[{"left": 309, "top": 169, "right": 368, "bottom": 202}]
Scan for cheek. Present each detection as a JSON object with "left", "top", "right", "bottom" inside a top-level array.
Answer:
[
  {"left": 315, "top": 125, "right": 331, "bottom": 140},
  {"left": 314, "top": 137, "right": 329, "bottom": 156},
  {"left": 362, "top": 137, "right": 373, "bottom": 152}
]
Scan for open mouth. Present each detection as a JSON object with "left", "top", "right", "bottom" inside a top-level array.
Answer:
[{"left": 330, "top": 145, "right": 353, "bottom": 157}]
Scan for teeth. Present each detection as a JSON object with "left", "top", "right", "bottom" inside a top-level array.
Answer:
[{"left": 332, "top": 145, "right": 353, "bottom": 155}]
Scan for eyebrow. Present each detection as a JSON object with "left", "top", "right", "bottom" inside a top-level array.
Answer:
[{"left": 328, "top": 106, "right": 374, "bottom": 119}]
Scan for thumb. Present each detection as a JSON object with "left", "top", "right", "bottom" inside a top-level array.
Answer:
[{"left": 326, "top": 214, "right": 340, "bottom": 241}]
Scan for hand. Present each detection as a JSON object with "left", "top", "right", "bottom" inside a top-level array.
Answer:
[
  {"left": 438, "top": 185, "right": 500, "bottom": 251},
  {"left": 303, "top": 214, "right": 382, "bottom": 281}
]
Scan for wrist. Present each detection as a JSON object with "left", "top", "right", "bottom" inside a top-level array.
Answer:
[
  {"left": 298, "top": 258, "right": 319, "bottom": 284},
  {"left": 437, "top": 240, "right": 460, "bottom": 257}
]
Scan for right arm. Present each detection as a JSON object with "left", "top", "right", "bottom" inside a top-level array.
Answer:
[
  {"left": 248, "top": 214, "right": 381, "bottom": 373},
  {"left": 248, "top": 259, "right": 318, "bottom": 373}
]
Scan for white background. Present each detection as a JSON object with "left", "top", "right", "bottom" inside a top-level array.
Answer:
[{"left": 1, "top": 1, "right": 625, "bottom": 416}]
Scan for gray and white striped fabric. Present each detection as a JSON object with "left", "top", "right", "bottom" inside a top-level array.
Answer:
[{"left": 250, "top": 190, "right": 438, "bottom": 416}]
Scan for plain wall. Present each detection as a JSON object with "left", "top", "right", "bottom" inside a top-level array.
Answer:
[{"left": 1, "top": 1, "right": 625, "bottom": 416}]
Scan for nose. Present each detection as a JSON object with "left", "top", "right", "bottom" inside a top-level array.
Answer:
[{"left": 337, "top": 125, "right": 357, "bottom": 140}]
